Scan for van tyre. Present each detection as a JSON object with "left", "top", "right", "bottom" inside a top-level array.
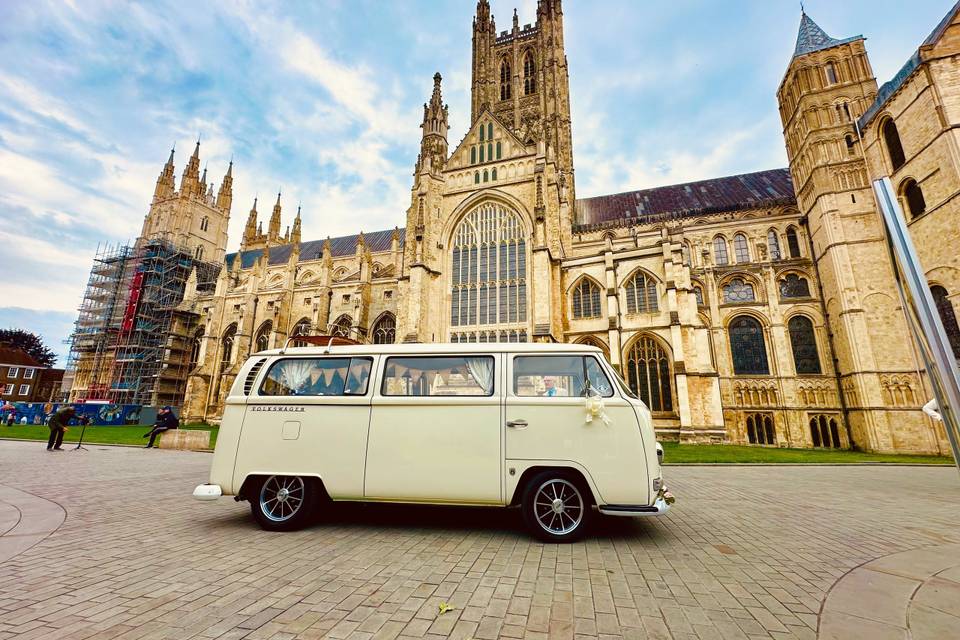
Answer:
[
  {"left": 521, "top": 471, "right": 591, "bottom": 543},
  {"left": 250, "top": 475, "right": 318, "bottom": 531}
]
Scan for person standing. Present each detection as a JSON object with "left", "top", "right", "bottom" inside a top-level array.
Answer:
[
  {"left": 47, "top": 405, "right": 75, "bottom": 451},
  {"left": 143, "top": 406, "right": 179, "bottom": 448}
]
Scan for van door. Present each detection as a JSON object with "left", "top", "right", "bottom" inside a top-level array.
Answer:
[
  {"left": 233, "top": 356, "right": 375, "bottom": 499},
  {"left": 364, "top": 354, "right": 503, "bottom": 504},
  {"left": 504, "top": 354, "right": 649, "bottom": 506}
]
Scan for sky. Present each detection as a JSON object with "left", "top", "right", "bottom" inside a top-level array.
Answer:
[{"left": 0, "top": 0, "right": 953, "bottom": 366}]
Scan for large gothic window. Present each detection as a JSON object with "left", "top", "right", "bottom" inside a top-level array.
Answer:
[
  {"left": 499, "top": 60, "right": 511, "bottom": 101},
  {"left": 788, "top": 315, "right": 821, "bottom": 374},
  {"left": 729, "top": 316, "right": 769, "bottom": 375},
  {"left": 733, "top": 233, "right": 750, "bottom": 263},
  {"left": 713, "top": 236, "right": 729, "bottom": 265},
  {"left": 931, "top": 285, "right": 960, "bottom": 358},
  {"left": 624, "top": 336, "right": 673, "bottom": 413},
  {"left": 883, "top": 118, "right": 906, "bottom": 170},
  {"left": 330, "top": 315, "right": 352, "bottom": 339},
  {"left": 786, "top": 226, "right": 801, "bottom": 258},
  {"left": 779, "top": 273, "right": 811, "bottom": 299},
  {"left": 255, "top": 321, "right": 272, "bottom": 353},
  {"left": 624, "top": 271, "right": 658, "bottom": 314},
  {"left": 572, "top": 278, "right": 602, "bottom": 319},
  {"left": 767, "top": 230, "right": 782, "bottom": 261},
  {"left": 523, "top": 51, "right": 536, "bottom": 95},
  {"left": 723, "top": 278, "right": 755, "bottom": 303},
  {"left": 450, "top": 202, "right": 527, "bottom": 342},
  {"left": 371, "top": 313, "right": 396, "bottom": 344}
]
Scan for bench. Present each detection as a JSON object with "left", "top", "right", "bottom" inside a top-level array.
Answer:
[{"left": 158, "top": 430, "right": 211, "bottom": 451}]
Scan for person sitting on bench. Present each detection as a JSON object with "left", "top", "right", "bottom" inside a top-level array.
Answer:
[{"left": 143, "top": 406, "right": 179, "bottom": 448}]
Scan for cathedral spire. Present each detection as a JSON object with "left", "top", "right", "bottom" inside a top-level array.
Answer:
[
  {"left": 793, "top": 11, "right": 852, "bottom": 58},
  {"left": 153, "top": 145, "right": 176, "bottom": 201},
  {"left": 290, "top": 204, "right": 302, "bottom": 245},
  {"left": 418, "top": 73, "right": 449, "bottom": 174},
  {"left": 180, "top": 138, "right": 202, "bottom": 197},
  {"left": 216, "top": 159, "right": 233, "bottom": 211},
  {"left": 241, "top": 196, "right": 258, "bottom": 249},
  {"left": 268, "top": 191, "right": 282, "bottom": 242}
]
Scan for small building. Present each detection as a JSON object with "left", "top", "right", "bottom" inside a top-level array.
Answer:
[{"left": 0, "top": 347, "right": 58, "bottom": 403}]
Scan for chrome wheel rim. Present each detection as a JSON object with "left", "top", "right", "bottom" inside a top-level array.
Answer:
[
  {"left": 259, "top": 476, "right": 305, "bottom": 522},
  {"left": 533, "top": 479, "right": 583, "bottom": 536}
]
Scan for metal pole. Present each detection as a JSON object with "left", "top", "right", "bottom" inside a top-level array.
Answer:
[{"left": 872, "top": 177, "right": 960, "bottom": 474}]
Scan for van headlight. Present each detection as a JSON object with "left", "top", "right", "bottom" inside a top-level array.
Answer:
[{"left": 653, "top": 477, "right": 663, "bottom": 493}]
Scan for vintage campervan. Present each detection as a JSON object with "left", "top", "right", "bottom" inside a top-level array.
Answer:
[{"left": 193, "top": 342, "right": 670, "bottom": 541}]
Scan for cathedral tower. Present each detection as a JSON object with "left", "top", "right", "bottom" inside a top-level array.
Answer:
[{"left": 778, "top": 13, "right": 927, "bottom": 451}]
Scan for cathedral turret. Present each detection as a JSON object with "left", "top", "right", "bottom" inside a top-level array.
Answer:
[
  {"left": 153, "top": 146, "right": 176, "bottom": 201},
  {"left": 418, "top": 73, "right": 449, "bottom": 174},
  {"left": 180, "top": 139, "right": 202, "bottom": 198},
  {"left": 290, "top": 205, "right": 302, "bottom": 245},
  {"left": 216, "top": 160, "right": 233, "bottom": 212},
  {"left": 241, "top": 197, "right": 259, "bottom": 250},
  {"left": 268, "top": 191, "right": 283, "bottom": 243},
  {"left": 471, "top": 0, "right": 496, "bottom": 121}
]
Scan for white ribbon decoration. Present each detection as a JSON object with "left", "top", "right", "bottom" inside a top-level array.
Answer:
[{"left": 584, "top": 389, "right": 612, "bottom": 426}]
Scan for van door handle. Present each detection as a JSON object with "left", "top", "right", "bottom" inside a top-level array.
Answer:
[{"left": 507, "top": 419, "right": 528, "bottom": 429}]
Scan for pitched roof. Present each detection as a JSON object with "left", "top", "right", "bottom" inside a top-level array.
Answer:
[
  {"left": 793, "top": 12, "right": 861, "bottom": 58},
  {"left": 227, "top": 228, "right": 402, "bottom": 269},
  {"left": 0, "top": 347, "right": 42, "bottom": 368},
  {"left": 573, "top": 168, "right": 795, "bottom": 231},
  {"left": 858, "top": 1, "right": 960, "bottom": 129}
]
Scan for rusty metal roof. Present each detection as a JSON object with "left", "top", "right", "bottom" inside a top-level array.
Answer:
[{"left": 574, "top": 168, "right": 795, "bottom": 231}]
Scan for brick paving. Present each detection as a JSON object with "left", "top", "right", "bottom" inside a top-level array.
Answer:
[{"left": 0, "top": 440, "right": 958, "bottom": 639}]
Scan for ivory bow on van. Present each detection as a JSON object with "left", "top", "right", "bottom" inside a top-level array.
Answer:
[{"left": 584, "top": 389, "right": 612, "bottom": 426}]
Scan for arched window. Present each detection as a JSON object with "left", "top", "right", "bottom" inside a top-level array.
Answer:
[
  {"left": 931, "top": 285, "right": 960, "bottom": 358},
  {"left": 733, "top": 233, "right": 750, "bottom": 263},
  {"left": 220, "top": 324, "right": 237, "bottom": 370},
  {"left": 488, "top": 123, "right": 493, "bottom": 140},
  {"left": 474, "top": 171, "right": 480, "bottom": 184},
  {"left": 195, "top": 245, "right": 204, "bottom": 261},
  {"left": 200, "top": 216, "right": 209, "bottom": 232},
  {"left": 491, "top": 168, "right": 497, "bottom": 180},
  {"left": 523, "top": 50, "right": 536, "bottom": 95},
  {"left": 480, "top": 123, "right": 485, "bottom": 142},
  {"left": 767, "top": 230, "right": 781, "bottom": 261},
  {"left": 496, "top": 141, "right": 502, "bottom": 159},
  {"left": 693, "top": 285, "right": 705, "bottom": 306},
  {"left": 487, "top": 142, "right": 492, "bottom": 160},
  {"left": 746, "top": 413, "right": 776, "bottom": 445},
  {"left": 845, "top": 135, "right": 856, "bottom": 156},
  {"left": 479, "top": 144, "right": 484, "bottom": 162},
  {"left": 624, "top": 271, "right": 658, "bottom": 313},
  {"left": 450, "top": 202, "right": 527, "bottom": 340},
  {"left": 371, "top": 313, "right": 396, "bottom": 344},
  {"left": 788, "top": 315, "right": 821, "bottom": 374},
  {"left": 824, "top": 62, "right": 838, "bottom": 85},
  {"left": 713, "top": 236, "right": 729, "bottom": 265},
  {"left": 330, "top": 315, "right": 352, "bottom": 339},
  {"left": 189, "top": 327, "right": 204, "bottom": 370},
  {"left": 483, "top": 169, "right": 489, "bottom": 182},
  {"left": 723, "top": 278, "right": 755, "bottom": 303},
  {"left": 572, "top": 278, "right": 602, "bottom": 319},
  {"left": 786, "top": 226, "right": 801, "bottom": 258},
  {"left": 729, "top": 316, "right": 769, "bottom": 375},
  {"left": 810, "top": 415, "right": 842, "bottom": 448},
  {"left": 624, "top": 336, "right": 673, "bottom": 413},
  {"left": 882, "top": 118, "right": 906, "bottom": 170},
  {"left": 471, "top": 146, "right": 476, "bottom": 164},
  {"left": 779, "top": 273, "right": 811, "bottom": 298},
  {"left": 290, "top": 319, "right": 312, "bottom": 347},
  {"left": 254, "top": 321, "right": 272, "bottom": 353},
  {"left": 499, "top": 60, "right": 511, "bottom": 101},
  {"left": 901, "top": 179, "right": 926, "bottom": 219}
]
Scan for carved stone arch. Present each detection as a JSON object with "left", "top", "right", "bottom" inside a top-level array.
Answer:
[
  {"left": 441, "top": 188, "right": 534, "bottom": 246},
  {"left": 254, "top": 320, "right": 273, "bottom": 352},
  {"left": 333, "top": 266, "right": 348, "bottom": 281},
  {"left": 268, "top": 273, "right": 285, "bottom": 287},
  {"left": 574, "top": 335, "right": 610, "bottom": 360},
  {"left": 370, "top": 312, "right": 396, "bottom": 344},
  {"left": 719, "top": 272, "right": 764, "bottom": 303},
  {"left": 372, "top": 262, "right": 384, "bottom": 276},
  {"left": 297, "top": 270, "right": 316, "bottom": 284},
  {"left": 566, "top": 273, "right": 604, "bottom": 295},
  {"left": 330, "top": 314, "right": 353, "bottom": 339},
  {"left": 621, "top": 332, "right": 675, "bottom": 414}
]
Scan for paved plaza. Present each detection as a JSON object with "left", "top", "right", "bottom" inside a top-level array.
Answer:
[{"left": 0, "top": 441, "right": 958, "bottom": 640}]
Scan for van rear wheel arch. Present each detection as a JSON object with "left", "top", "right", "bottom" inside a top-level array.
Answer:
[
  {"left": 510, "top": 466, "right": 596, "bottom": 507},
  {"left": 239, "top": 474, "right": 330, "bottom": 503}
]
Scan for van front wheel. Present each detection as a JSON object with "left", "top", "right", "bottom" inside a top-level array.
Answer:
[
  {"left": 521, "top": 472, "right": 591, "bottom": 542},
  {"left": 250, "top": 475, "right": 317, "bottom": 531}
]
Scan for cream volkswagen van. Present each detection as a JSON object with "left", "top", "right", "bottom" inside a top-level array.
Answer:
[{"left": 194, "top": 343, "right": 669, "bottom": 542}]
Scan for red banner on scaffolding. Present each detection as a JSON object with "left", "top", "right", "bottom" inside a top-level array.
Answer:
[{"left": 120, "top": 271, "right": 143, "bottom": 334}]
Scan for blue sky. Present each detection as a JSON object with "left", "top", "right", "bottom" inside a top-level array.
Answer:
[{"left": 0, "top": 0, "right": 952, "bottom": 365}]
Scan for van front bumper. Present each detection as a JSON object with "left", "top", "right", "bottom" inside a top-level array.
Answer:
[
  {"left": 598, "top": 494, "right": 671, "bottom": 517},
  {"left": 193, "top": 484, "right": 223, "bottom": 501}
]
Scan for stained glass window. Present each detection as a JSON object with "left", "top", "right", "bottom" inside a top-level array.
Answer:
[
  {"left": 713, "top": 236, "right": 729, "bottom": 265},
  {"left": 625, "top": 271, "right": 658, "bottom": 313},
  {"left": 450, "top": 203, "right": 527, "bottom": 341},
  {"left": 788, "top": 315, "right": 821, "bottom": 374},
  {"left": 931, "top": 286, "right": 960, "bottom": 358},
  {"left": 767, "top": 230, "right": 781, "bottom": 261},
  {"left": 693, "top": 285, "right": 704, "bottom": 306},
  {"left": 779, "top": 273, "right": 811, "bottom": 299},
  {"left": 723, "top": 278, "right": 755, "bottom": 303},
  {"left": 572, "top": 279, "right": 602, "bottom": 319},
  {"left": 733, "top": 233, "right": 750, "bottom": 263},
  {"left": 729, "top": 316, "right": 769, "bottom": 375},
  {"left": 624, "top": 336, "right": 673, "bottom": 413}
]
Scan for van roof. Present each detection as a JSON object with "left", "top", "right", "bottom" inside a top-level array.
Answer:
[{"left": 253, "top": 342, "right": 603, "bottom": 356}]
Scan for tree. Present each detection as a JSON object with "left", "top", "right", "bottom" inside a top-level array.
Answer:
[{"left": 0, "top": 329, "right": 57, "bottom": 367}]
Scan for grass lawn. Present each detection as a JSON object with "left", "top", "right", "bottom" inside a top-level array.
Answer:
[
  {"left": 661, "top": 442, "right": 954, "bottom": 464},
  {"left": 0, "top": 423, "right": 218, "bottom": 448}
]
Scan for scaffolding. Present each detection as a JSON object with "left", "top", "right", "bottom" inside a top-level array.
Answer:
[{"left": 67, "top": 237, "right": 220, "bottom": 407}]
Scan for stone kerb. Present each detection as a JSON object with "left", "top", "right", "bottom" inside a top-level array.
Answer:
[{"left": 158, "top": 429, "right": 210, "bottom": 450}]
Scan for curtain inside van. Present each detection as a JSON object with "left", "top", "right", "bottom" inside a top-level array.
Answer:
[{"left": 465, "top": 357, "right": 494, "bottom": 394}]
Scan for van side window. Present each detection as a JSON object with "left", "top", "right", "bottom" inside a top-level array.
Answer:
[
  {"left": 381, "top": 356, "right": 494, "bottom": 396},
  {"left": 513, "top": 355, "right": 614, "bottom": 398},
  {"left": 259, "top": 357, "right": 372, "bottom": 396}
]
